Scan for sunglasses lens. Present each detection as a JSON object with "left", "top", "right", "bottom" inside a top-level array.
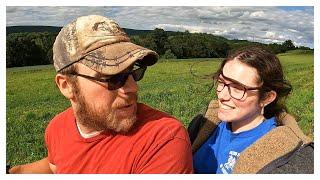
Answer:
[
  {"left": 107, "top": 67, "right": 146, "bottom": 90},
  {"left": 107, "top": 74, "right": 129, "bottom": 90},
  {"left": 132, "top": 67, "right": 146, "bottom": 81}
]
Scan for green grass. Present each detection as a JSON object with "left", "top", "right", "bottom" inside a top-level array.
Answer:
[
  {"left": 6, "top": 53, "right": 314, "bottom": 165},
  {"left": 279, "top": 49, "right": 313, "bottom": 55}
]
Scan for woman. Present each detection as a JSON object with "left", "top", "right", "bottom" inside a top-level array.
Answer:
[{"left": 188, "top": 46, "right": 313, "bottom": 174}]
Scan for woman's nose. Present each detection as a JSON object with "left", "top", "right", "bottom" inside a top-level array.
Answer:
[{"left": 217, "top": 85, "right": 231, "bottom": 100}]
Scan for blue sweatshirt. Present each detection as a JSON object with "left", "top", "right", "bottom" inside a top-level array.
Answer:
[{"left": 193, "top": 117, "right": 277, "bottom": 174}]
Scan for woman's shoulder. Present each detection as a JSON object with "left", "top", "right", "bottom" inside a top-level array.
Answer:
[
  {"left": 262, "top": 142, "right": 314, "bottom": 174},
  {"left": 233, "top": 114, "right": 313, "bottom": 174},
  {"left": 188, "top": 100, "right": 220, "bottom": 141}
]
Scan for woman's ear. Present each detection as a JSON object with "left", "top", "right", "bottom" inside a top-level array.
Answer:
[
  {"left": 55, "top": 74, "right": 75, "bottom": 99},
  {"left": 261, "top": 90, "right": 277, "bottom": 107}
]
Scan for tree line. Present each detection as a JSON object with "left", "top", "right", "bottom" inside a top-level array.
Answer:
[
  {"left": 6, "top": 28, "right": 312, "bottom": 68},
  {"left": 7, "top": 32, "right": 57, "bottom": 67}
]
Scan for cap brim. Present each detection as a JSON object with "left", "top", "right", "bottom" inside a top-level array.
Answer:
[{"left": 80, "top": 42, "right": 159, "bottom": 75}]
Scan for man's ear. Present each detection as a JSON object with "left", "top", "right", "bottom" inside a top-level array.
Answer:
[
  {"left": 55, "top": 74, "right": 74, "bottom": 99},
  {"left": 261, "top": 90, "right": 277, "bottom": 107}
]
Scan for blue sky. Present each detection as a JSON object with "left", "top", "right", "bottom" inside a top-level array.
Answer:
[
  {"left": 6, "top": 6, "right": 314, "bottom": 48},
  {"left": 279, "top": 6, "right": 312, "bottom": 12}
]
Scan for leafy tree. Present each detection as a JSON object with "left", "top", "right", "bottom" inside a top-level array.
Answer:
[
  {"left": 282, "top": 40, "right": 296, "bottom": 51},
  {"left": 6, "top": 33, "right": 42, "bottom": 67},
  {"left": 267, "top": 43, "right": 285, "bottom": 54},
  {"left": 150, "top": 28, "right": 168, "bottom": 55},
  {"left": 162, "top": 49, "right": 177, "bottom": 59},
  {"left": 6, "top": 32, "right": 57, "bottom": 67}
]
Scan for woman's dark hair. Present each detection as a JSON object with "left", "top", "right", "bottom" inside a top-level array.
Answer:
[{"left": 213, "top": 45, "right": 292, "bottom": 119}]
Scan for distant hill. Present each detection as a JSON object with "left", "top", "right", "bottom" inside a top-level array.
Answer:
[
  {"left": 124, "top": 28, "right": 153, "bottom": 36},
  {"left": 6, "top": 26, "right": 61, "bottom": 35},
  {"left": 6, "top": 26, "right": 153, "bottom": 36}
]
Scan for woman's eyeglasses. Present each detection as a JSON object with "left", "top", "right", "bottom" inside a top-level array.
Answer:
[
  {"left": 216, "top": 80, "right": 261, "bottom": 100},
  {"left": 215, "top": 73, "right": 262, "bottom": 100}
]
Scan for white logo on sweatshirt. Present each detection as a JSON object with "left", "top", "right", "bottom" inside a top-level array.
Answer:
[{"left": 220, "top": 151, "right": 240, "bottom": 174}]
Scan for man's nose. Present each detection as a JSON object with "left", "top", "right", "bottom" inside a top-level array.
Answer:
[{"left": 118, "top": 75, "right": 138, "bottom": 94}]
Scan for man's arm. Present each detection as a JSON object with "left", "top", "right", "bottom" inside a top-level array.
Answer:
[{"left": 9, "top": 157, "right": 55, "bottom": 174}]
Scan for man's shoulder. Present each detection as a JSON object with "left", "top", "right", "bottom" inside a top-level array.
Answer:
[
  {"left": 136, "top": 103, "right": 188, "bottom": 140},
  {"left": 47, "top": 107, "right": 74, "bottom": 130},
  {"left": 137, "top": 103, "right": 183, "bottom": 126}
]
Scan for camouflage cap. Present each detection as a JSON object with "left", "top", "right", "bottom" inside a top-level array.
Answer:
[{"left": 53, "top": 15, "right": 159, "bottom": 75}]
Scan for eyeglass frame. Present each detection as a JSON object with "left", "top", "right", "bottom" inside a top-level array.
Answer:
[
  {"left": 68, "top": 63, "right": 147, "bottom": 90},
  {"left": 215, "top": 72, "right": 263, "bottom": 100}
]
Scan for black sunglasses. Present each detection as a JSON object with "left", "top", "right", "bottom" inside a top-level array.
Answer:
[{"left": 69, "top": 64, "right": 147, "bottom": 90}]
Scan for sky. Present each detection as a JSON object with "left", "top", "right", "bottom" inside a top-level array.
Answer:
[{"left": 6, "top": 6, "right": 314, "bottom": 48}]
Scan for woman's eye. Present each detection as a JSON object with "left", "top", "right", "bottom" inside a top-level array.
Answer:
[{"left": 230, "top": 84, "right": 245, "bottom": 91}]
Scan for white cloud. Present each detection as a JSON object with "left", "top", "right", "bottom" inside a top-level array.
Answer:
[
  {"left": 6, "top": 6, "right": 314, "bottom": 48},
  {"left": 154, "top": 24, "right": 207, "bottom": 33},
  {"left": 288, "top": 29, "right": 299, "bottom": 33},
  {"left": 266, "top": 31, "right": 276, "bottom": 39},
  {"left": 250, "top": 11, "right": 265, "bottom": 18}
]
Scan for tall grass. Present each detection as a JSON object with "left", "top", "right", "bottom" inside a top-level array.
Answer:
[{"left": 6, "top": 53, "right": 313, "bottom": 165}]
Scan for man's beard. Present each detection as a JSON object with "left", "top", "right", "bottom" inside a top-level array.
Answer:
[{"left": 73, "top": 85, "right": 137, "bottom": 133}]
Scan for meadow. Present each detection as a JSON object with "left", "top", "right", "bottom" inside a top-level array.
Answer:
[{"left": 6, "top": 52, "right": 314, "bottom": 165}]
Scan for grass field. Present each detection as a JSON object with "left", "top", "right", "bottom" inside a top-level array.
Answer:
[{"left": 6, "top": 53, "right": 314, "bottom": 165}]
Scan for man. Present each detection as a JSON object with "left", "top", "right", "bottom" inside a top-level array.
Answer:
[{"left": 9, "top": 15, "right": 193, "bottom": 174}]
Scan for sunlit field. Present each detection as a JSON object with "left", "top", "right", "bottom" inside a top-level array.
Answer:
[{"left": 6, "top": 52, "right": 314, "bottom": 165}]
